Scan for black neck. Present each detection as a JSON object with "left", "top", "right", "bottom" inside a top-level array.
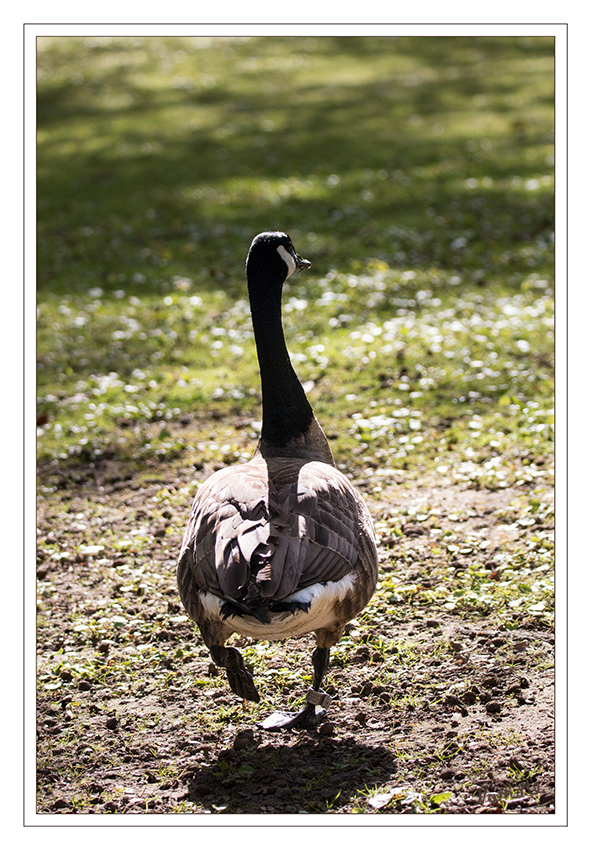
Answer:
[{"left": 248, "top": 279, "right": 314, "bottom": 447}]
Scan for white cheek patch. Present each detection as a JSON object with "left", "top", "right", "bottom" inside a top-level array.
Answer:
[{"left": 277, "top": 245, "right": 296, "bottom": 278}]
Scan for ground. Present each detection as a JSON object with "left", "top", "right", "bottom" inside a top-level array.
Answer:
[{"left": 36, "top": 427, "right": 554, "bottom": 817}]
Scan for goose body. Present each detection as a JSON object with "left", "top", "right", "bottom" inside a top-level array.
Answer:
[
  {"left": 177, "top": 232, "right": 378, "bottom": 729},
  {"left": 179, "top": 456, "right": 376, "bottom": 640}
]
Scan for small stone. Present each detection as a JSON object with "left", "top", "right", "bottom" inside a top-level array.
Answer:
[
  {"left": 106, "top": 716, "right": 118, "bottom": 730},
  {"left": 78, "top": 680, "right": 92, "bottom": 692},
  {"left": 462, "top": 690, "right": 477, "bottom": 705},
  {"left": 404, "top": 524, "right": 425, "bottom": 537},
  {"left": 426, "top": 619, "right": 440, "bottom": 628},
  {"left": 485, "top": 701, "right": 502, "bottom": 714},
  {"left": 353, "top": 647, "right": 370, "bottom": 662},
  {"left": 507, "top": 795, "right": 531, "bottom": 809},
  {"left": 440, "top": 769, "right": 455, "bottom": 780},
  {"left": 318, "top": 721, "right": 335, "bottom": 736},
  {"left": 233, "top": 729, "right": 254, "bottom": 750}
]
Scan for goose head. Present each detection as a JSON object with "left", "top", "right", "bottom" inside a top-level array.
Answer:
[{"left": 246, "top": 231, "right": 311, "bottom": 287}]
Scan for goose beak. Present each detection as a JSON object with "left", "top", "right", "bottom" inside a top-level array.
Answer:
[{"left": 294, "top": 252, "right": 311, "bottom": 272}]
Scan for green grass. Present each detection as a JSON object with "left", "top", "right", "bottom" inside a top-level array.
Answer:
[
  {"left": 37, "top": 35, "right": 554, "bottom": 490},
  {"left": 37, "top": 272, "right": 554, "bottom": 486},
  {"left": 37, "top": 38, "right": 554, "bottom": 811},
  {"left": 37, "top": 35, "right": 554, "bottom": 297}
]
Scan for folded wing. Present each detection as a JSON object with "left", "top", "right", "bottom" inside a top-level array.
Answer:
[{"left": 178, "top": 457, "right": 361, "bottom": 613}]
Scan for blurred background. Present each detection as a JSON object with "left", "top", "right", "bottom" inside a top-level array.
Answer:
[{"left": 37, "top": 35, "right": 554, "bottom": 298}]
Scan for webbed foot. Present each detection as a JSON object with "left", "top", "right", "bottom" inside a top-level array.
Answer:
[
  {"left": 257, "top": 705, "right": 327, "bottom": 731},
  {"left": 257, "top": 688, "right": 332, "bottom": 731},
  {"left": 211, "top": 645, "right": 260, "bottom": 703}
]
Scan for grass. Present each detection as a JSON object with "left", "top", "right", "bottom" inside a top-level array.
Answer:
[
  {"left": 36, "top": 35, "right": 554, "bottom": 816},
  {"left": 37, "top": 35, "right": 554, "bottom": 295},
  {"left": 37, "top": 35, "right": 554, "bottom": 486}
]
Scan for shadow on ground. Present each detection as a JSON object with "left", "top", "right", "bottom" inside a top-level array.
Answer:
[{"left": 184, "top": 734, "right": 396, "bottom": 813}]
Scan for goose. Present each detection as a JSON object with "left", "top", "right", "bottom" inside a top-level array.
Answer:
[{"left": 177, "top": 231, "right": 378, "bottom": 731}]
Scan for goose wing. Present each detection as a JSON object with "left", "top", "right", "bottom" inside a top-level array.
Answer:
[
  {"left": 177, "top": 457, "right": 365, "bottom": 612},
  {"left": 264, "top": 459, "right": 360, "bottom": 596},
  {"left": 178, "top": 459, "right": 271, "bottom": 599}
]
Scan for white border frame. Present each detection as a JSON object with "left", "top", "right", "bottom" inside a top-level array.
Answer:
[{"left": 22, "top": 20, "right": 567, "bottom": 834}]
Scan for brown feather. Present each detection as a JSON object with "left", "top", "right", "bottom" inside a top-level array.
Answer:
[{"left": 178, "top": 455, "right": 375, "bottom": 616}]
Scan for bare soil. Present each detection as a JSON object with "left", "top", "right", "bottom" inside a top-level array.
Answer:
[{"left": 36, "top": 454, "right": 555, "bottom": 816}]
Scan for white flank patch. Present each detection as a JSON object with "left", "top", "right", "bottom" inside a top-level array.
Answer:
[
  {"left": 199, "top": 573, "right": 357, "bottom": 641},
  {"left": 277, "top": 245, "right": 296, "bottom": 278}
]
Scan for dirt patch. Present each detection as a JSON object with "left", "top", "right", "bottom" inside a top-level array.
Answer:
[{"left": 36, "top": 462, "right": 554, "bottom": 816}]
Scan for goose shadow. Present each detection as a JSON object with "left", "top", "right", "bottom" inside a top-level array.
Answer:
[{"left": 183, "top": 734, "right": 397, "bottom": 813}]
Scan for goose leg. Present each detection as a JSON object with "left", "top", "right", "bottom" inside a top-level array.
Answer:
[
  {"left": 211, "top": 644, "right": 260, "bottom": 703},
  {"left": 258, "top": 645, "right": 332, "bottom": 731}
]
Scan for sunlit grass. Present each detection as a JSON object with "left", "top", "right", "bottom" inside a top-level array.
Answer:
[
  {"left": 37, "top": 35, "right": 554, "bottom": 487},
  {"left": 37, "top": 266, "right": 553, "bottom": 494}
]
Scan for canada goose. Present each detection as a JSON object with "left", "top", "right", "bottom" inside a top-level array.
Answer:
[{"left": 177, "top": 231, "right": 378, "bottom": 730}]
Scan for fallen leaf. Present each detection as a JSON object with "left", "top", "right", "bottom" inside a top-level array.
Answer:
[{"left": 367, "top": 788, "right": 403, "bottom": 809}]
